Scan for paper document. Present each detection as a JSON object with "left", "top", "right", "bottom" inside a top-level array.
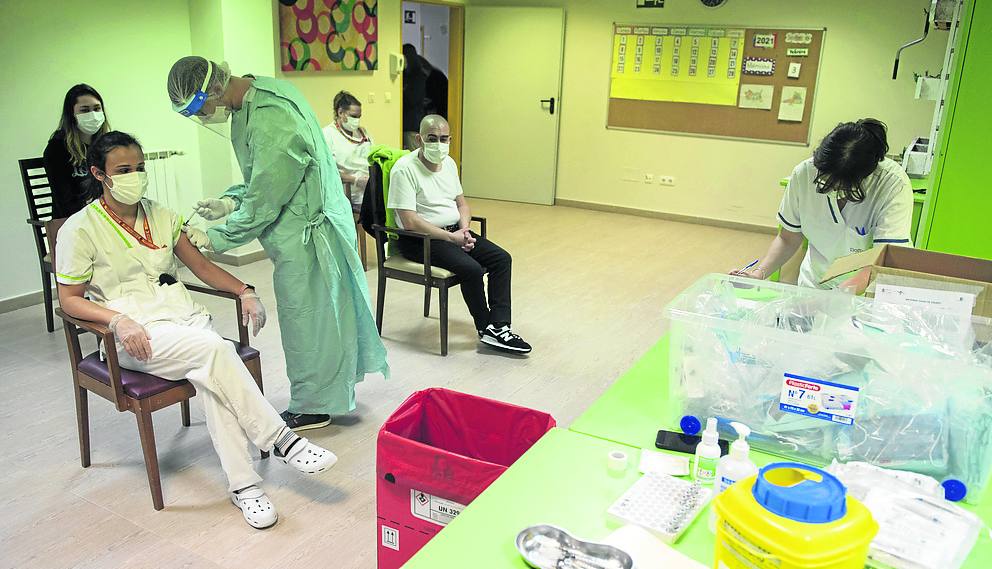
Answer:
[
  {"left": 875, "top": 284, "right": 975, "bottom": 318},
  {"left": 778, "top": 86, "right": 806, "bottom": 121},
  {"left": 738, "top": 84, "right": 774, "bottom": 109},
  {"left": 639, "top": 450, "right": 691, "bottom": 476}
]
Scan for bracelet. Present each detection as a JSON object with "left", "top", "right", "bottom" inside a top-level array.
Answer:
[{"left": 109, "top": 313, "right": 128, "bottom": 333}]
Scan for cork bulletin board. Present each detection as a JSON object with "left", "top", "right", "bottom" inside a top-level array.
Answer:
[{"left": 607, "top": 24, "right": 825, "bottom": 144}]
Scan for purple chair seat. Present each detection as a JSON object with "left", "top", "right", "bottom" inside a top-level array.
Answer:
[{"left": 78, "top": 345, "right": 260, "bottom": 400}]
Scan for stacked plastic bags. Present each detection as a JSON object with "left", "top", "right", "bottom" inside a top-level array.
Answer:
[{"left": 667, "top": 274, "right": 992, "bottom": 502}]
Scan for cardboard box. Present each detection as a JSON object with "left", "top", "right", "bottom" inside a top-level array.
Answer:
[{"left": 821, "top": 245, "right": 992, "bottom": 318}]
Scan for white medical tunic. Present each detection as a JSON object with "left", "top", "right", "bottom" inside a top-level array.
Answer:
[
  {"left": 55, "top": 199, "right": 209, "bottom": 327},
  {"left": 779, "top": 157, "right": 913, "bottom": 288},
  {"left": 323, "top": 123, "right": 373, "bottom": 205}
]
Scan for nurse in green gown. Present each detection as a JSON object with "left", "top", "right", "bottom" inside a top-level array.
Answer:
[{"left": 167, "top": 57, "right": 388, "bottom": 431}]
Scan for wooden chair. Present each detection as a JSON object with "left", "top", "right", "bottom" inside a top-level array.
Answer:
[
  {"left": 366, "top": 163, "right": 487, "bottom": 356},
  {"left": 20, "top": 157, "right": 57, "bottom": 332},
  {"left": 46, "top": 218, "right": 268, "bottom": 511}
]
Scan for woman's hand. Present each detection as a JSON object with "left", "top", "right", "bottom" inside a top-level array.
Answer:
[
  {"left": 110, "top": 314, "right": 153, "bottom": 361},
  {"left": 240, "top": 292, "right": 266, "bottom": 337},
  {"left": 730, "top": 266, "right": 768, "bottom": 280}
]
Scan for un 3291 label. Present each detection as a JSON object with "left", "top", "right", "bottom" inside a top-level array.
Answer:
[{"left": 410, "top": 489, "right": 466, "bottom": 526}]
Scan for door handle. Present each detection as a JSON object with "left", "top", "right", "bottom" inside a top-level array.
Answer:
[{"left": 540, "top": 97, "right": 556, "bottom": 115}]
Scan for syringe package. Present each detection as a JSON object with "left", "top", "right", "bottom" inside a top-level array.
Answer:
[{"left": 666, "top": 274, "right": 992, "bottom": 503}]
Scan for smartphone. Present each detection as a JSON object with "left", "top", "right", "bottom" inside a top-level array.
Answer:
[{"left": 656, "top": 429, "right": 730, "bottom": 455}]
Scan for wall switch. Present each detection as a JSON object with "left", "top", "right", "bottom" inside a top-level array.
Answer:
[
  {"left": 384, "top": 91, "right": 392, "bottom": 103},
  {"left": 368, "top": 92, "right": 376, "bottom": 103},
  {"left": 644, "top": 174, "right": 654, "bottom": 183},
  {"left": 659, "top": 176, "right": 676, "bottom": 186}
]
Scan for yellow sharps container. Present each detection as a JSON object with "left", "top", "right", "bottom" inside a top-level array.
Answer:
[{"left": 713, "top": 462, "right": 877, "bottom": 569}]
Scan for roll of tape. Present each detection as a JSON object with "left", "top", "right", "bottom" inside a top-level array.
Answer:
[{"left": 608, "top": 450, "right": 628, "bottom": 472}]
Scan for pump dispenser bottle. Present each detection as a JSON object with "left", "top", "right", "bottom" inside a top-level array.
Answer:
[
  {"left": 693, "top": 417, "right": 721, "bottom": 485},
  {"left": 716, "top": 422, "right": 758, "bottom": 493}
]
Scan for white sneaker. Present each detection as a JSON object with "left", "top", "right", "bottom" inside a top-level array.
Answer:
[
  {"left": 231, "top": 485, "right": 278, "bottom": 529},
  {"left": 276, "top": 436, "right": 338, "bottom": 475}
]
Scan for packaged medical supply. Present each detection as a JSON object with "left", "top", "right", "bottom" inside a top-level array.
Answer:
[
  {"left": 716, "top": 422, "right": 758, "bottom": 493},
  {"left": 608, "top": 472, "right": 711, "bottom": 543},
  {"left": 638, "top": 450, "right": 690, "bottom": 477},
  {"left": 713, "top": 463, "right": 878, "bottom": 569},
  {"left": 693, "top": 417, "right": 720, "bottom": 485},
  {"left": 827, "top": 460, "right": 981, "bottom": 569},
  {"left": 667, "top": 274, "right": 992, "bottom": 502}
]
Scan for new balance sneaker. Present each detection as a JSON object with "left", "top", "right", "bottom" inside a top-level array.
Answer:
[
  {"left": 480, "top": 324, "right": 532, "bottom": 354},
  {"left": 280, "top": 411, "right": 331, "bottom": 432}
]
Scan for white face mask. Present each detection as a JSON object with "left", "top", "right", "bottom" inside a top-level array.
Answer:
[
  {"left": 76, "top": 111, "right": 105, "bottom": 135},
  {"left": 343, "top": 116, "right": 361, "bottom": 132},
  {"left": 104, "top": 171, "right": 148, "bottom": 205},
  {"left": 201, "top": 105, "right": 231, "bottom": 124},
  {"left": 422, "top": 142, "right": 450, "bottom": 165}
]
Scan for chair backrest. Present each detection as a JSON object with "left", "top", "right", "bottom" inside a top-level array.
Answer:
[
  {"left": 20, "top": 157, "right": 55, "bottom": 262},
  {"left": 45, "top": 217, "right": 69, "bottom": 268}
]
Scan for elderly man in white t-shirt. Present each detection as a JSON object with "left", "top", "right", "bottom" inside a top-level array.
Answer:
[{"left": 386, "top": 115, "right": 532, "bottom": 354}]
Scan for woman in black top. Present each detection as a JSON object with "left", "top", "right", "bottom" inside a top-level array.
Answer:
[{"left": 43, "top": 84, "right": 111, "bottom": 218}]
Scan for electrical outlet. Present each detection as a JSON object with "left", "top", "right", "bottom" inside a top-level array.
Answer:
[
  {"left": 644, "top": 174, "right": 654, "bottom": 183},
  {"left": 384, "top": 91, "right": 392, "bottom": 103},
  {"left": 368, "top": 92, "right": 376, "bottom": 103},
  {"left": 658, "top": 176, "right": 676, "bottom": 186}
]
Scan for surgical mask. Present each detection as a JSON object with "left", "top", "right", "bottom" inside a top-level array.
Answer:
[
  {"left": 343, "top": 116, "right": 361, "bottom": 132},
  {"left": 76, "top": 111, "right": 105, "bottom": 135},
  {"left": 423, "top": 142, "right": 450, "bottom": 165},
  {"left": 104, "top": 171, "right": 148, "bottom": 205},
  {"left": 201, "top": 105, "right": 231, "bottom": 124}
]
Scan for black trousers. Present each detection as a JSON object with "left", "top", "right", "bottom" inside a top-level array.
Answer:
[{"left": 396, "top": 229, "right": 512, "bottom": 331}]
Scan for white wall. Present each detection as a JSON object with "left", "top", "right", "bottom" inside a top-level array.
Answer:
[
  {"left": 402, "top": 2, "right": 452, "bottom": 75},
  {"left": 0, "top": 0, "right": 202, "bottom": 304},
  {"left": 468, "top": 0, "right": 946, "bottom": 228},
  {"left": 421, "top": 4, "right": 452, "bottom": 76}
]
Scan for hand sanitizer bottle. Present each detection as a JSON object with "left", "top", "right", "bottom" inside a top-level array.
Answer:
[
  {"left": 693, "top": 417, "right": 721, "bottom": 485},
  {"left": 716, "top": 422, "right": 758, "bottom": 493}
]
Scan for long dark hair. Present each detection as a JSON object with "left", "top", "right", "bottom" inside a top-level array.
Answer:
[
  {"left": 84, "top": 131, "right": 143, "bottom": 200},
  {"left": 812, "top": 118, "right": 889, "bottom": 203},
  {"left": 333, "top": 90, "right": 362, "bottom": 117},
  {"left": 52, "top": 84, "right": 111, "bottom": 167}
]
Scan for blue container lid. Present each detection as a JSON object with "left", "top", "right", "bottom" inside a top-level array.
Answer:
[
  {"left": 752, "top": 463, "right": 847, "bottom": 524},
  {"left": 680, "top": 415, "right": 702, "bottom": 435},
  {"left": 942, "top": 479, "right": 967, "bottom": 502}
]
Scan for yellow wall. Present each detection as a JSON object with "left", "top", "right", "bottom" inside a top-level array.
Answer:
[
  {"left": 468, "top": 0, "right": 945, "bottom": 228},
  {"left": 0, "top": 0, "right": 202, "bottom": 302}
]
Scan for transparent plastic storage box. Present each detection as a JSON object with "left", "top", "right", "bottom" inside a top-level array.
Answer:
[{"left": 666, "top": 274, "right": 992, "bottom": 503}]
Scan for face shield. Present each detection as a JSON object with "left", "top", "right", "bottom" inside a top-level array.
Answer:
[{"left": 170, "top": 59, "right": 233, "bottom": 139}]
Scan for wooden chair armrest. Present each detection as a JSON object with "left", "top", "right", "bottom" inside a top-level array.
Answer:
[
  {"left": 470, "top": 216, "right": 487, "bottom": 239},
  {"left": 372, "top": 225, "right": 434, "bottom": 282},
  {"left": 183, "top": 282, "right": 238, "bottom": 300},
  {"left": 55, "top": 307, "right": 111, "bottom": 337},
  {"left": 183, "top": 282, "right": 250, "bottom": 346},
  {"left": 27, "top": 218, "right": 45, "bottom": 227},
  {"left": 55, "top": 308, "right": 129, "bottom": 412}
]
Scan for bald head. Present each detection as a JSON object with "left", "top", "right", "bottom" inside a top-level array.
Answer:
[{"left": 420, "top": 115, "right": 449, "bottom": 138}]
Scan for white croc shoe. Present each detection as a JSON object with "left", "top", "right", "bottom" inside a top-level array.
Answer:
[
  {"left": 277, "top": 437, "right": 338, "bottom": 475},
  {"left": 231, "top": 485, "right": 278, "bottom": 529}
]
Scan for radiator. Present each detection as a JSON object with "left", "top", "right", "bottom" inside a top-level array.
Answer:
[{"left": 143, "top": 150, "right": 185, "bottom": 212}]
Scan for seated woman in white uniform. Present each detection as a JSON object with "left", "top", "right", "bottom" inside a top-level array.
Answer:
[
  {"left": 322, "top": 90, "right": 374, "bottom": 209},
  {"left": 734, "top": 119, "right": 913, "bottom": 288},
  {"left": 55, "top": 131, "right": 337, "bottom": 529}
]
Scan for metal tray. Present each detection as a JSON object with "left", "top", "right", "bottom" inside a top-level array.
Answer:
[{"left": 515, "top": 525, "right": 634, "bottom": 569}]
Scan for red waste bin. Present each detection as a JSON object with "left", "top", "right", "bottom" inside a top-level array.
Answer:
[{"left": 376, "top": 388, "right": 556, "bottom": 568}]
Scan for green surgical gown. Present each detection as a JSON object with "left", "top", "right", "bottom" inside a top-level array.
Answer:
[{"left": 206, "top": 76, "right": 388, "bottom": 415}]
